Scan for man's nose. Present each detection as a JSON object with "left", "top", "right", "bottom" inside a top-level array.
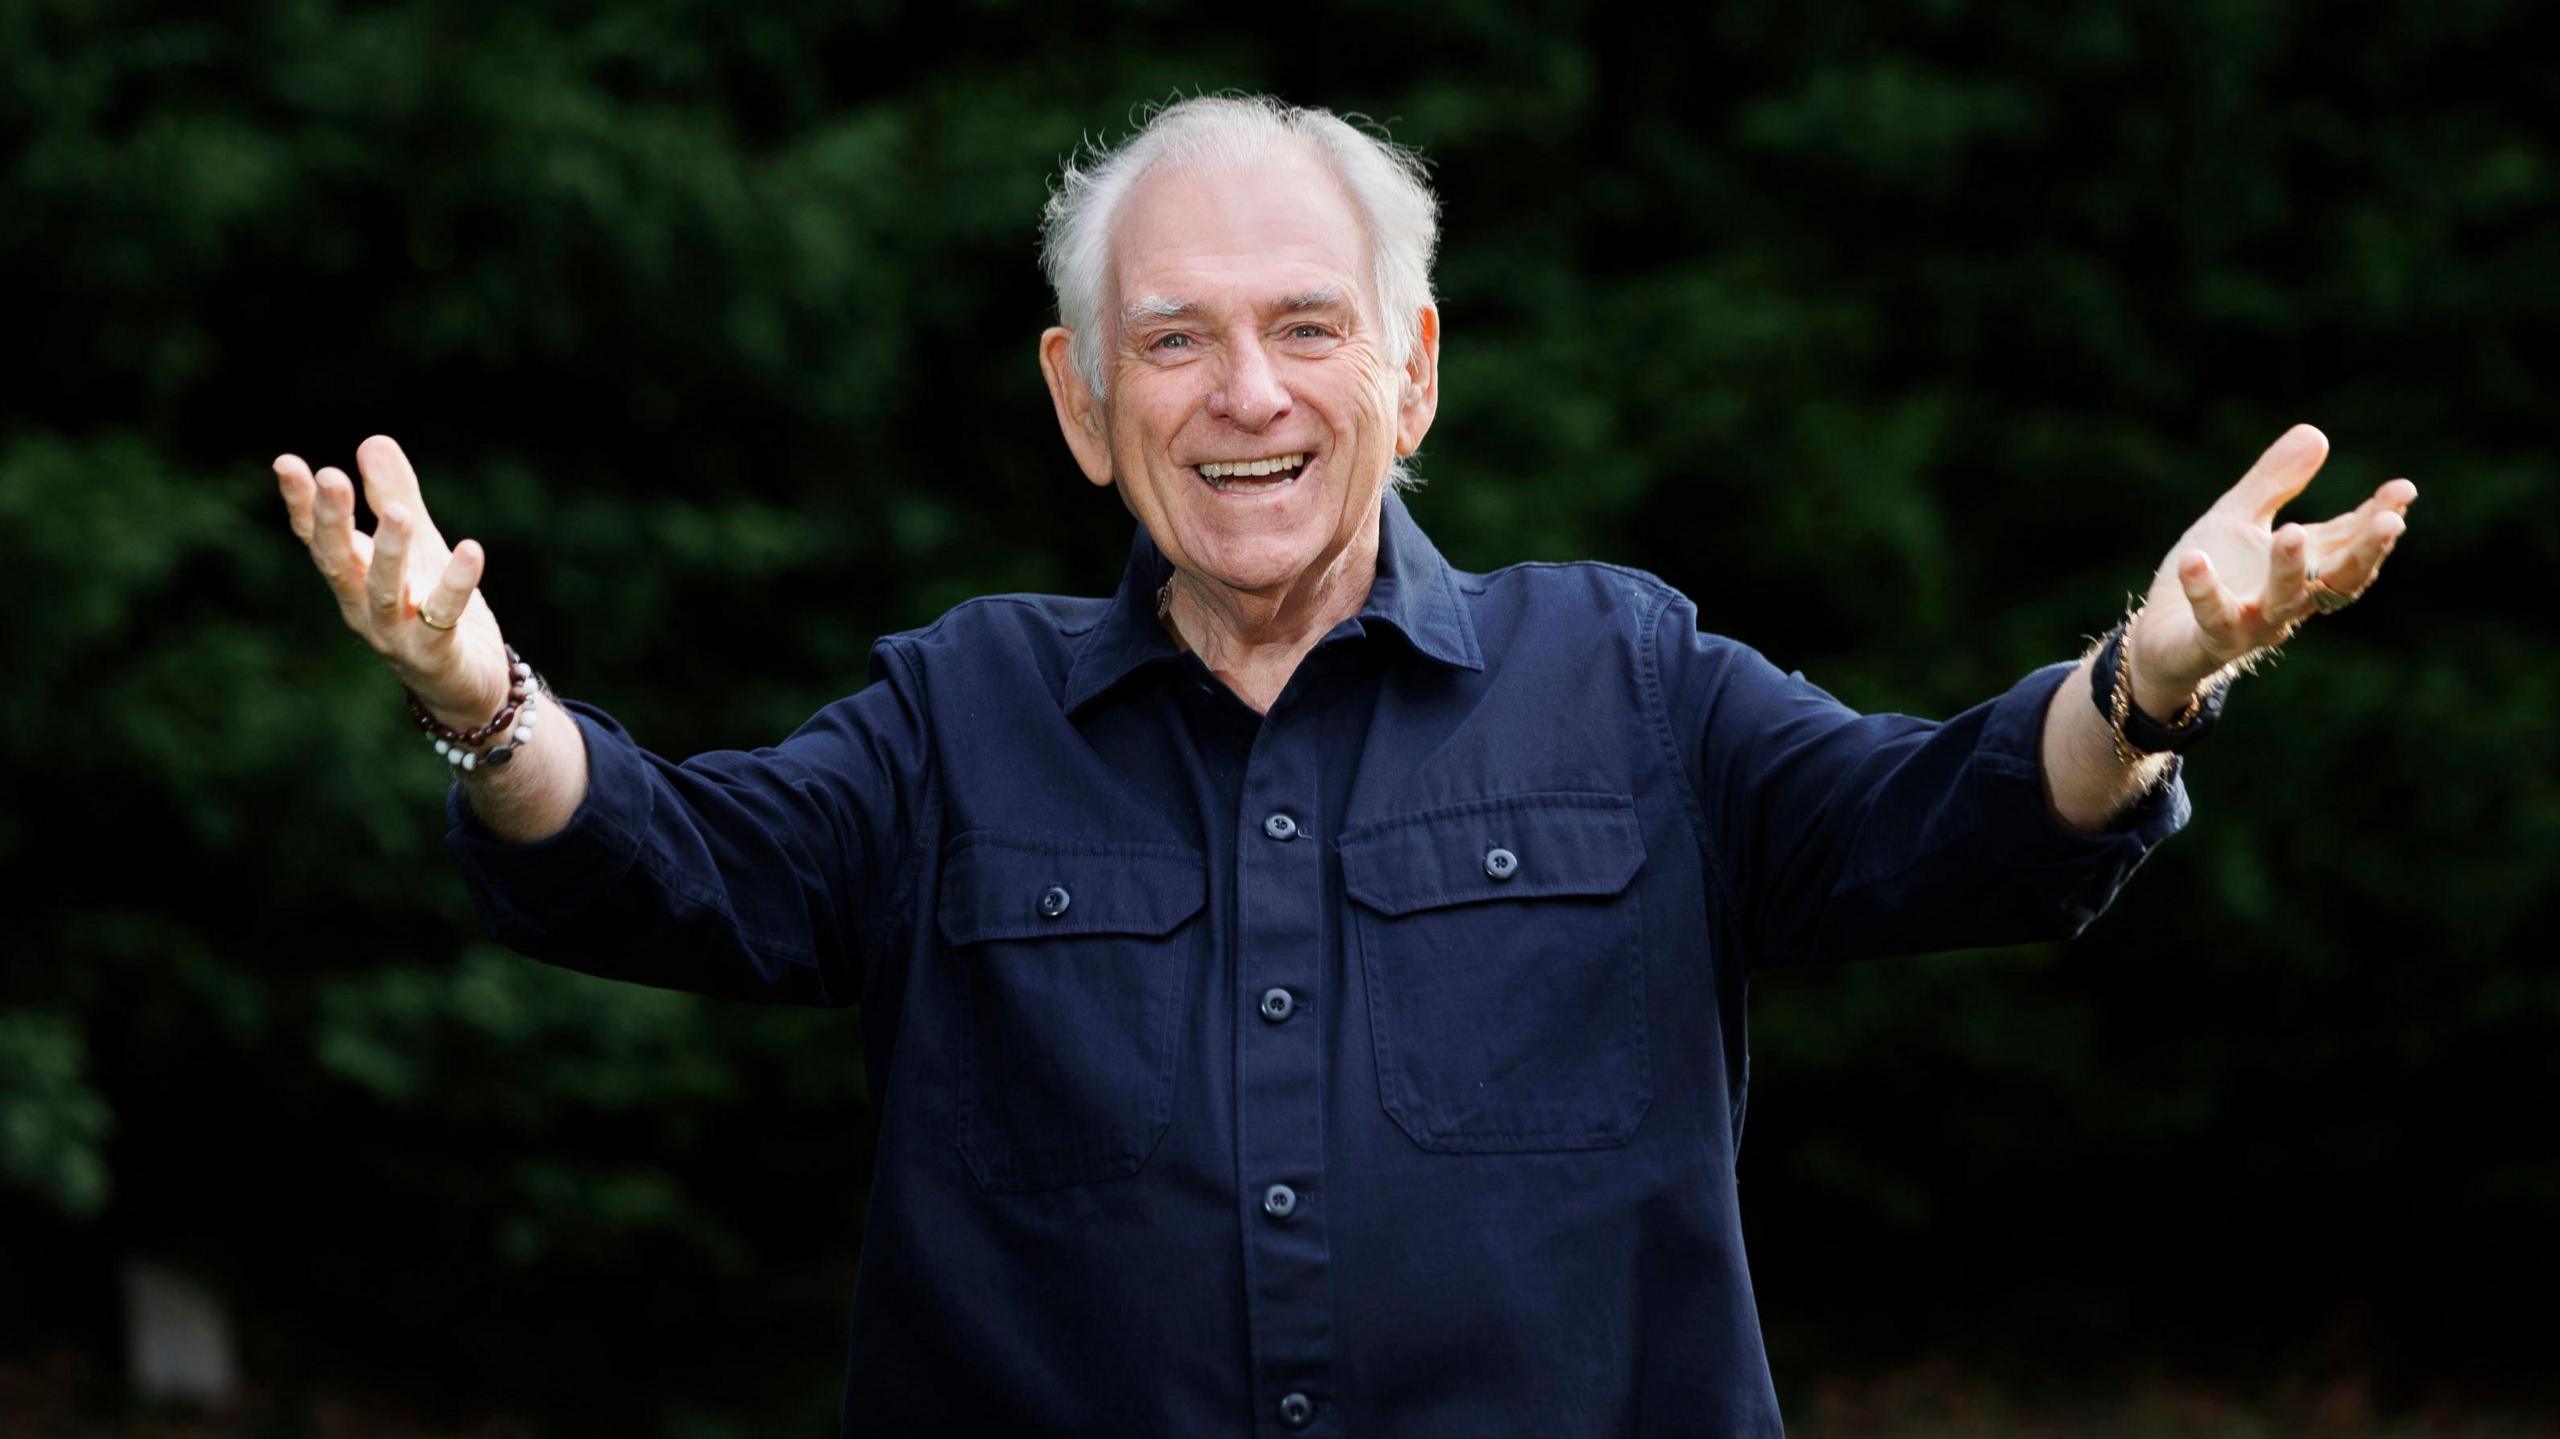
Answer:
[{"left": 1206, "top": 335, "right": 1290, "bottom": 430}]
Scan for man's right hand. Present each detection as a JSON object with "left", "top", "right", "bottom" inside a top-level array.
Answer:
[
  {"left": 275, "top": 434, "right": 589, "bottom": 841},
  {"left": 274, "top": 435, "right": 510, "bottom": 730}
]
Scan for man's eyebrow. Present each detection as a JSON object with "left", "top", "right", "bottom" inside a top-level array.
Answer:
[
  {"left": 1275, "top": 288, "right": 1348, "bottom": 313},
  {"left": 1121, "top": 295, "right": 1198, "bottom": 327}
]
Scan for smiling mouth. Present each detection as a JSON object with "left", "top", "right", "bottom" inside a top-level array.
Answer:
[{"left": 1195, "top": 452, "right": 1312, "bottom": 493}]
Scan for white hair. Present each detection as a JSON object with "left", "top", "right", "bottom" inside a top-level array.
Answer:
[{"left": 1039, "top": 92, "right": 1441, "bottom": 492}]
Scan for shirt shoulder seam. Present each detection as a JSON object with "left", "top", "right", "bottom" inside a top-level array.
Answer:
[
  {"left": 878, "top": 592, "right": 1111, "bottom": 648},
  {"left": 865, "top": 637, "right": 939, "bottom": 962},
  {"left": 1635, "top": 585, "right": 1722, "bottom": 895},
  {"left": 1457, "top": 557, "right": 1682, "bottom": 597}
]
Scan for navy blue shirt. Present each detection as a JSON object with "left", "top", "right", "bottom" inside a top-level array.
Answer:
[{"left": 448, "top": 489, "right": 2189, "bottom": 1437}]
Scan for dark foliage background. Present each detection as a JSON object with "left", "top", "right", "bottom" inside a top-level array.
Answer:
[{"left": 5, "top": 0, "right": 2554, "bottom": 1433}]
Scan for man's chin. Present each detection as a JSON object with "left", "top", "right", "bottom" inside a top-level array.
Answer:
[{"left": 1178, "top": 534, "right": 1331, "bottom": 597}]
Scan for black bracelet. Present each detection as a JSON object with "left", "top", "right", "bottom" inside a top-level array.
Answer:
[{"left": 2088, "top": 620, "right": 2231, "bottom": 758}]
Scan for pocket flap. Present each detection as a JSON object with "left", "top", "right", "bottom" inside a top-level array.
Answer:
[
  {"left": 1339, "top": 792, "right": 1646, "bottom": 916},
  {"left": 938, "top": 833, "right": 1207, "bottom": 946}
]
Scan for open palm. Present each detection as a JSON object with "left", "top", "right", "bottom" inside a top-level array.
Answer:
[
  {"left": 274, "top": 435, "right": 512, "bottom": 729},
  {"left": 2130, "top": 424, "right": 2415, "bottom": 702}
]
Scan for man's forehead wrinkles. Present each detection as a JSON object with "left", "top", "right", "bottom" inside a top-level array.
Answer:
[{"left": 1118, "top": 287, "right": 1354, "bottom": 328}]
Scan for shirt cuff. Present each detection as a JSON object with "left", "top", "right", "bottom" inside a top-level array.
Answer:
[
  {"left": 1975, "top": 657, "right": 2194, "bottom": 866},
  {"left": 443, "top": 700, "right": 656, "bottom": 940}
]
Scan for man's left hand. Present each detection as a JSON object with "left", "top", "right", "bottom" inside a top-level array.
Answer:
[{"left": 2129, "top": 423, "right": 2416, "bottom": 715}]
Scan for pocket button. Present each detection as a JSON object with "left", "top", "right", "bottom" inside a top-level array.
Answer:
[
  {"left": 1483, "top": 846, "right": 1518, "bottom": 881},
  {"left": 1037, "top": 884, "right": 1071, "bottom": 918}
]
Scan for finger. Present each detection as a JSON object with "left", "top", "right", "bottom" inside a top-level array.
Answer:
[
  {"left": 353, "top": 427, "right": 453, "bottom": 550},
  {"left": 354, "top": 434, "right": 423, "bottom": 514},
  {"left": 367, "top": 501, "right": 416, "bottom": 622},
  {"left": 2266, "top": 522, "right": 2312, "bottom": 625},
  {"left": 2230, "top": 423, "right": 2331, "bottom": 524},
  {"left": 354, "top": 435, "right": 445, "bottom": 547},
  {"left": 2179, "top": 549, "right": 2245, "bottom": 656},
  {"left": 309, "top": 466, "right": 373, "bottom": 600},
  {"left": 2312, "top": 506, "right": 2407, "bottom": 599},
  {"left": 2348, "top": 477, "right": 2419, "bottom": 525},
  {"left": 275, "top": 454, "right": 318, "bottom": 542},
  {"left": 2305, "top": 477, "right": 2418, "bottom": 561},
  {"left": 417, "top": 539, "right": 486, "bottom": 640}
]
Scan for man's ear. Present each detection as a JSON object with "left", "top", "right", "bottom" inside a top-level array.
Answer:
[
  {"left": 1394, "top": 305, "right": 1441, "bottom": 458},
  {"left": 1038, "top": 327, "right": 1115, "bottom": 488}
]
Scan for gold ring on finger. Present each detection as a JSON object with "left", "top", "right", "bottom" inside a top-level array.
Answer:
[
  {"left": 2303, "top": 561, "right": 2355, "bottom": 615},
  {"left": 419, "top": 602, "right": 459, "bottom": 631}
]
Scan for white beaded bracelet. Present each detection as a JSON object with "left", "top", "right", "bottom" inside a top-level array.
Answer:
[
  {"left": 438, "top": 685, "right": 538, "bottom": 772},
  {"left": 409, "top": 655, "right": 545, "bottom": 774}
]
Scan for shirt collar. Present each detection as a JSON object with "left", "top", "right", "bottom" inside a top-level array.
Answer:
[{"left": 1064, "top": 487, "right": 1484, "bottom": 716}]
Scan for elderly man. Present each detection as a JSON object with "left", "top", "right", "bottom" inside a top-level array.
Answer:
[{"left": 275, "top": 95, "right": 2411, "bottom": 1437}]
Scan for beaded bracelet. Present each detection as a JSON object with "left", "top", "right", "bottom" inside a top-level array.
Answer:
[{"left": 406, "top": 645, "right": 545, "bottom": 773}]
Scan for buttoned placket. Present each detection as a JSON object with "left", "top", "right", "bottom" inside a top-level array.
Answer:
[{"left": 1229, "top": 645, "right": 1343, "bottom": 1437}]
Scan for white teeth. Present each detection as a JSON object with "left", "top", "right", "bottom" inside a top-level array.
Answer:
[{"left": 1200, "top": 453, "right": 1307, "bottom": 479}]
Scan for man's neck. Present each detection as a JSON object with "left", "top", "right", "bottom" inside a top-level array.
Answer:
[{"left": 1163, "top": 510, "right": 1381, "bottom": 715}]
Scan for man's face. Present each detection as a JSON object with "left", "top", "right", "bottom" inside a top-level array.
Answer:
[{"left": 1041, "top": 146, "right": 1438, "bottom": 600}]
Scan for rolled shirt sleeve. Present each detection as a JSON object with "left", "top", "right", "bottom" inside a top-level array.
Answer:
[
  {"left": 1659, "top": 595, "right": 2190, "bottom": 971},
  {"left": 444, "top": 640, "right": 932, "bottom": 1007}
]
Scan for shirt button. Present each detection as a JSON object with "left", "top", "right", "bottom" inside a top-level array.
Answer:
[
  {"left": 1263, "top": 812, "right": 1298, "bottom": 841},
  {"left": 1037, "top": 884, "right": 1071, "bottom": 918},
  {"left": 1278, "top": 1392, "right": 1314, "bottom": 1428},
  {"left": 1258, "top": 987, "right": 1295, "bottom": 1023},
  {"left": 1262, "top": 1183, "right": 1298, "bottom": 1220},
  {"left": 1484, "top": 846, "right": 1519, "bottom": 881}
]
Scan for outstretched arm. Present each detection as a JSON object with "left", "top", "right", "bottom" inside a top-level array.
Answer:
[
  {"left": 2039, "top": 424, "right": 2416, "bottom": 835},
  {"left": 274, "top": 434, "right": 923, "bottom": 1006}
]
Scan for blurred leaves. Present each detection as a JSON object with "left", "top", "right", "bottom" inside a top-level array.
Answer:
[{"left": 0, "top": 1011, "right": 113, "bottom": 1218}]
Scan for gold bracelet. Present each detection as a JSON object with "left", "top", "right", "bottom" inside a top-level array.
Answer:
[
  {"left": 2109, "top": 614, "right": 2140, "bottom": 768},
  {"left": 2108, "top": 603, "right": 2206, "bottom": 769}
]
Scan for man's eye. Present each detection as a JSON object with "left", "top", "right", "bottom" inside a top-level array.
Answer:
[
  {"left": 1152, "top": 333, "right": 1191, "bottom": 351},
  {"left": 1288, "top": 323, "right": 1328, "bottom": 340}
]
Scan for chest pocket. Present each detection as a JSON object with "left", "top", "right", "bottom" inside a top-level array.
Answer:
[
  {"left": 938, "top": 833, "right": 1206, "bottom": 1193},
  {"left": 1340, "top": 792, "right": 1651, "bottom": 1153}
]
